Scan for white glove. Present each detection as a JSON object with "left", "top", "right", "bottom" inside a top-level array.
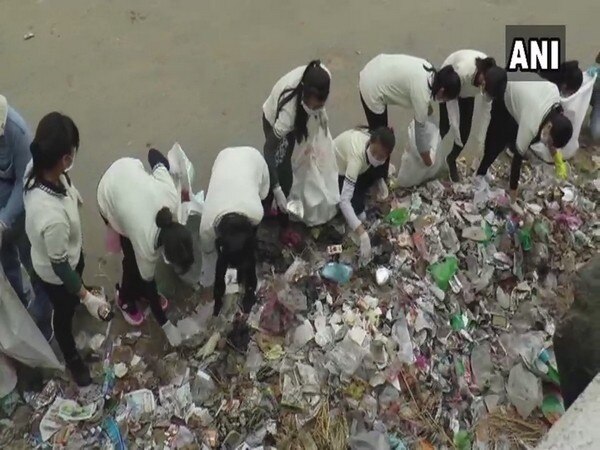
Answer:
[
  {"left": 162, "top": 321, "right": 182, "bottom": 347},
  {"left": 82, "top": 291, "right": 110, "bottom": 321},
  {"left": 359, "top": 231, "right": 372, "bottom": 262},
  {"left": 376, "top": 180, "right": 389, "bottom": 201},
  {"left": 273, "top": 186, "right": 288, "bottom": 212}
]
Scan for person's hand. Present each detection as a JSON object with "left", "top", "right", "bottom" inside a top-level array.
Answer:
[
  {"left": 554, "top": 151, "right": 568, "bottom": 180},
  {"left": 81, "top": 290, "right": 112, "bottom": 321},
  {"left": 162, "top": 321, "right": 183, "bottom": 347},
  {"left": 273, "top": 186, "right": 288, "bottom": 212},
  {"left": 376, "top": 180, "right": 389, "bottom": 201},
  {"left": 420, "top": 151, "right": 433, "bottom": 167},
  {"left": 359, "top": 231, "right": 372, "bottom": 262}
]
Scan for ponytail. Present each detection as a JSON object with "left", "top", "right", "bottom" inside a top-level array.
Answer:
[
  {"left": 428, "top": 64, "right": 461, "bottom": 100},
  {"left": 274, "top": 60, "right": 330, "bottom": 143}
]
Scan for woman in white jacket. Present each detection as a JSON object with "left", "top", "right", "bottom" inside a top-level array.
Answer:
[
  {"left": 262, "top": 60, "right": 330, "bottom": 246},
  {"left": 200, "top": 146, "right": 270, "bottom": 316},
  {"left": 359, "top": 54, "right": 460, "bottom": 166},
  {"left": 97, "top": 150, "right": 194, "bottom": 347},
  {"left": 334, "top": 127, "right": 395, "bottom": 262},
  {"left": 438, "top": 50, "right": 507, "bottom": 181},
  {"left": 24, "top": 112, "right": 111, "bottom": 386}
]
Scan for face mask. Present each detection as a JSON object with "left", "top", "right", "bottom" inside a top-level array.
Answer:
[
  {"left": 301, "top": 100, "right": 322, "bottom": 116},
  {"left": 367, "top": 147, "right": 386, "bottom": 167},
  {"left": 64, "top": 155, "right": 75, "bottom": 173},
  {"left": 540, "top": 127, "right": 551, "bottom": 146}
]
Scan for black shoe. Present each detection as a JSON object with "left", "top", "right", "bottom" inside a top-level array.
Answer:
[
  {"left": 66, "top": 355, "right": 92, "bottom": 387},
  {"left": 446, "top": 156, "right": 460, "bottom": 182}
]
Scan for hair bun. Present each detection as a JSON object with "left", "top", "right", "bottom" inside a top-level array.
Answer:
[{"left": 155, "top": 207, "right": 174, "bottom": 228}]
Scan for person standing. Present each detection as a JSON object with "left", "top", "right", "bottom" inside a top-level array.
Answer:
[
  {"left": 0, "top": 95, "right": 53, "bottom": 340},
  {"left": 200, "top": 146, "right": 270, "bottom": 316},
  {"left": 97, "top": 151, "right": 193, "bottom": 347},
  {"left": 359, "top": 54, "right": 461, "bottom": 166},
  {"left": 333, "top": 127, "right": 395, "bottom": 262},
  {"left": 476, "top": 81, "right": 573, "bottom": 198},
  {"left": 262, "top": 60, "right": 331, "bottom": 245},
  {"left": 438, "top": 51, "right": 508, "bottom": 181},
  {"left": 24, "top": 112, "right": 111, "bottom": 386}
]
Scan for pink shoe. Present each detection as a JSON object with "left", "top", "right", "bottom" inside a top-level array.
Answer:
[
  {"left": 139, "top": 295, "right": 169, "bottom": 317},
  {"left": 116, "top": 287, "right": 144, "bottom": 326}
]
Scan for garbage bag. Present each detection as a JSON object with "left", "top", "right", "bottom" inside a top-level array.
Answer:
[
  {"left": 0, "top": 353, "right": 17, "bottom": 398},
  {"left": 529, "top": 72, "right": 597, "bottom": 163},
  {"left": 396, "top": 119, "right": 445, "bottom": 188},
  {"left": 288, "top": 120, "right": 340, "bottom": 227},
  {"left": 0, "top": 269, "right": 63, "bottom": 370},
  {"left": 167, "top": 142, "right": 203, "bottom": 224}
]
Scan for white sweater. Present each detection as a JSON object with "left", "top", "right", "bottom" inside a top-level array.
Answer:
[
  {"left": 97, "top": 158, "right": 180, "bottom": 281},
  {"left": 504, "top": 81, "right": 560, "bottom": 156},
  {"left": 24, "top": 169, "right": 83, "bottom": 285},
  {"left": 359, "top": 54, "right": 433, "bottom": 122},
  {"left": 262, "top": 64, "right": 330, "bottom": 139},
  {"left": 200, "top": 147, "right": 270, "bottom": 254}
]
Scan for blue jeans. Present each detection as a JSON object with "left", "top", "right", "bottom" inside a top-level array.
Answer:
[
  {"left": 590, "top": 85, "right": 600, "bottom": 142},
  {"left": 1, "top": 214, "right": 53, "bottom": 339}
]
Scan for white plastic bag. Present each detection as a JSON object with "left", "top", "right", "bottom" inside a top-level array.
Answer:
[
  {"left": 167, "top": 142, "right": 200, "bottom": 224},
  {"left": 0, "top": 269, "right": 63, "bottom": 371},
  {"left": 288, "top": 122, "right": 340, "bottom": 227},
  {"left": 396, "top": 119, "right": 446, "bottom": 188},
  {"left": 530, "top": 72, "right": 597, "bottom": 163}
]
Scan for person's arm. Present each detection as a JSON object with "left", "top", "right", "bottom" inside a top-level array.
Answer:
[
  {"left": 213, "top": 251, "right": 228, "bottom": 315},
  {"left": 509, "top": 152, "right": 523, "bottom": 192},
  {"left": 263, "top": 127, "right": 283, "bottom": 189},
  {"left": 0, "top": 122, "right": 31, "bottom": 228},
  {"left": 414, "top": 120, "right": 433, "bottom": 166},
  {"left": 515, "top": 123, "right": 535, "bottom": 157},
  {"left": 339, "top": 178, "right": 361, "bottom": 231}
]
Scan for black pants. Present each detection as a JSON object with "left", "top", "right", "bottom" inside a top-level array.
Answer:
[
  {"left": 360, "top": 94, "right": 388, "bottom": 130},
  {"left": 262, "top": 114, "right": 296, "bottom": 229},
  {"left": 120, "top": 236, "right": 167, "bottom": 326},
  {"left": 39, "top": 255, "right": 85, "bottom": 362},
  {"left": 338, "top": 165, "right": 383, "bottom": 216},
  {"left": 476, "top": 96, "right": 524, "bottom": 190},
  {"left": 439, "top": 97, "right": 475, "bottom": 161}
]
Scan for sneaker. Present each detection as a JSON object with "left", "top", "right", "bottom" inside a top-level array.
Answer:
[
  {"left": 116, "top": 286, "right": 144, "bottom": 326},
  {"left": 446, "top": 156, "right": 460, "bottom": 182},
  {"left": 139, "top": 294, "right": 169, "bottom": 317},
  {"left": 66, "top": 354, "right": 92, "bottom": 387}
]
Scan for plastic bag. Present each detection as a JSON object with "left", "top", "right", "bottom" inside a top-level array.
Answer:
[
  {"left": 0, "top": 269, "right": 63, "bottom": 371},
  {"left": 288, "top": 122, "right": 340, "bottom": 227},
  {"left": 0, "top": 354, "right": 17, "bottom": 398},
  {"left": 259, "top": 291, "right": 295, "bottom": 336},
  {"left": 386, "top": 208, "right": 410, "bottom": 226},
  {"left": 428, "top": 256, "right": 459, "bottom": 291},
  {"left": 396, "top": 120, "right": 444, "bottom": 188},
  {"left": 167, "top": 143, "right": 203, "bottom": 224}
]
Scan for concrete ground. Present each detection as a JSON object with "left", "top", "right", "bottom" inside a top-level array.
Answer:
[{"left": 2, "top": 0, "right": 598, "bottom": 271}]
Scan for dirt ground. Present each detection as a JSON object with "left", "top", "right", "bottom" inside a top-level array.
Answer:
[{"left": 1, "top": 0, "right": 598, "bottom": 273}]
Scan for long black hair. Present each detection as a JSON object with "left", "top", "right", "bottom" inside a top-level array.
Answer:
[
  {"left": 156, "top": 207, "right": 194, "bottom": 273},
  {"left": 274, "top": 60, "right": 330, "bottom": 144},
  {"left": 26, "top": 112, "right": 79, "bottom": 190},
  {"left": 475, "top": 57, "right": 507, "bottom": 100},
  {"left": 425, "top": 64, "right": 461, "bottom": 100},
  {"left": 547, "top": 107, "right": 573, "bottom": 148}
]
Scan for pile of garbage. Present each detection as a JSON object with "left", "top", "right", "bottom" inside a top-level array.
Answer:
[{"left": 1, "top": 154, "right": 598, "bottom": 449}]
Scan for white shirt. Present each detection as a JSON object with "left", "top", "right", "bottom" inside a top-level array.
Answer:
[
  {"left": 442, "top": 49, "right": 487, "bottom": 99},
  {"left": 504, "top": 81, "right": 560, "bottom": 156},
  {"left": 24, "top": 170, "right": 83, "bottom": 285},
  {"left": 359, "top": 54, "right": 433, "bottom": 121},
  {"left": 200, "top": 147, "right": 270, "bottom": 254},
  {"left": 334, "top": 129, "right": 370, "bottom": 182},
  {"left": 97, "top": 158, "right": 180, "bottom": 281},
  {"left": 262, "top": 64, "right": 331, "bottom": 139}
]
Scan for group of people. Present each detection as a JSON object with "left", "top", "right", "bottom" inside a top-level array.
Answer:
[{"left": 1, "top": 49, "right": 598, "bottom": 386}]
